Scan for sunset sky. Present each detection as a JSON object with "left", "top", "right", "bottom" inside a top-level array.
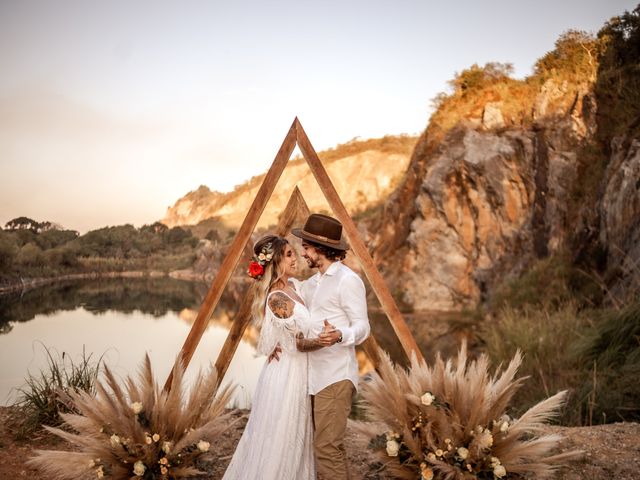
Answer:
[{"left": 0, "top": 0, "right": 635, "bottom": 233}]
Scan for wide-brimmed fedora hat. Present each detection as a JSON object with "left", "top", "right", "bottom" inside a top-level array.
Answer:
[{"left": 291, "top": 214, "right": 349, "bottom": 251}]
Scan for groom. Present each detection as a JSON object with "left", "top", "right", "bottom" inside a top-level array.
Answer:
[{"left": 292, "top": 213, "right": 371, "bottom": 480}]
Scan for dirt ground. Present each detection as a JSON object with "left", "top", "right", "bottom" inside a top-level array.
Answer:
[{"left": 1, "top": 407, "right": 639, "bottom": 479}]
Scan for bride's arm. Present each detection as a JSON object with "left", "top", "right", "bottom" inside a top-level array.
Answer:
[{"left": 296, "top": 332, "right": 324, "bottom": 352}]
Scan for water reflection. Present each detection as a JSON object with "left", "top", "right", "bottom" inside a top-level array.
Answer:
[
  {"left": 0, "top": 278, "right": 261, "bottom": 408},
  {"left": 0, "top": 277, "right": 472, "bottom": 410}
]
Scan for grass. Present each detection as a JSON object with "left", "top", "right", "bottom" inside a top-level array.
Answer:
[
  {"left": 481, "top": 250, "right": 640, "bottom": 426},
  {"left": 573, "top": 301, "right": 640, "bottom": 423},
  {"left": 481, "top": 303, "right": 589, "bottom": 425},
  {"left": 11, "top": 343, "right": 103, "bottom": 437}
]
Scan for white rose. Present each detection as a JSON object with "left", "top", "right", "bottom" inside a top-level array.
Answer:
[
  {"left": 457, "top": 447, "right": 469, "bottom": 459},
  {"left": 162, "top": 441, "right": 172, "bottom": 454},
  {"left": 435, "top": 448, "right": 444, "bottom": 457},
  {"left": 478, "top": 430, "right": 493, "bottom": 449},
  {"left": 265, "top": 253, "right": 273, "bottom": 260},
  {"left": 421, "top": 392, "right": 435, "bottom": 406},
  {"left": 152, "top": 433, "right": 160, "bottom": 443},
  {"left": 258, "top": 253, "right": 266, "bottom": 261},
  {"left": 197, "top": 440, "right": 210, "bottom": 452},
  {"left": 110, "top": 434, "right": 120, "bottom": 447},
  {"left": 385, "top": 439, "right": 400, "bottom": 456},
  {"left": 490, "top": 456, "right": 501, "bottom": 466},
  {"left": 500, "top": 421, "right": 509, "bottom": 432},
  {"left": 130, "top": 402, "right": 143, "bottom": 414},
  {"left": 133, "top": 461, "right": 146, "bottom": 476},
  {"left": 493, "top": 464, "right": 507, "bottom": 478}
]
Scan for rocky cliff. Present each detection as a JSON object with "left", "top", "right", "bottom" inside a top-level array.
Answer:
[
  {"left": 162, "top": 136, "right": 417, "bottom": 230},
  {"left": 369, "top": 22, "right": 640, "bottom": 311}
]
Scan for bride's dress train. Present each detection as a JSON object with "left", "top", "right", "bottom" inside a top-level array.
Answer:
[{"left": 222, "top": 289, "right": 315, "bottom": 480}]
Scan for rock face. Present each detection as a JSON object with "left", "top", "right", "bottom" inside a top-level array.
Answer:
[
  {"left": 368, "top": 75, "right": 634, "bottom": 311},
  {"left": 162, "top": 137, "right": 416, "bottom": 229},
  {"left": 599, "top": 138, "right": 640, "bottom": 280}
]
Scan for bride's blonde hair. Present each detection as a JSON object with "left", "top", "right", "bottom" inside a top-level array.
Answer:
[{"left": 250, "top": 234, "right": 289, "bottom": 325}]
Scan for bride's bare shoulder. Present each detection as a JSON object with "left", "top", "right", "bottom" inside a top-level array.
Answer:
[{"left": 267, "top": 291, "right": 294, "bottom": 319}]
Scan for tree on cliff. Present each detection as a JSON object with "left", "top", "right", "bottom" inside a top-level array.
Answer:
[{"left": 449, "top": 62, "right": 514, "bottom": 95}]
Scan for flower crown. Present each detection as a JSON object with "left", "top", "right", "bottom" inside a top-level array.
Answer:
[{"left": 247, "top": 242, "right": 274, "bottom": 280}]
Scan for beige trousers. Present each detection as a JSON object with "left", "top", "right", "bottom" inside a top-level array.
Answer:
[{"left": 312, "top": 379, "right": 355, "bottom": 480}]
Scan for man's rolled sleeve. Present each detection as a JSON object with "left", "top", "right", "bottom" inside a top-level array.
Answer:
[{"left": 338, "top": 274, "right": 370, "bottom": 347}]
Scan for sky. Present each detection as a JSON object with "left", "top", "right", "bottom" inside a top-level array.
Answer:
[{"left": 0, "top": 0, "right": 636, "bottom": 233}]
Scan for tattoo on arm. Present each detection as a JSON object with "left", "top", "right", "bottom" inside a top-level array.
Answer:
[
  {"left": 296, "top": 332, "right": 323, "bottom": 352},
  {"left": 268, "top": 292, "right": 294, "bottom": 319}
]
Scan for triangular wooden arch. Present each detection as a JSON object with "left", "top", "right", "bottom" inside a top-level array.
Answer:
[{"left": 164, "top": 118, "right": 423, "bottom": 391}]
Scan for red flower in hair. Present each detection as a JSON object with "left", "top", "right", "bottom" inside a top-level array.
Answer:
[{"left": 248, "top": 261, "right": 265, "bottom": 279}]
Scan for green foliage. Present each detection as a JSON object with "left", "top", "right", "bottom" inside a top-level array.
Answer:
[
  {"left": 16, "top": 242, "right": 45, "bottom": 268},
  {"left": 534, "top": 30, "right": 599, "bottom": 81},
  {"left": 12, "top": 344, "right": 102, "bottom": 437},
  {"left": 428, "top": 62, "right": 535, "bottom": 138},
  {"left": 595, "top": 5, "right": 640, "bottom": 141},
  {"left": 481, "top": 303, "right": 587, "bottom": 425},
  {"left": 483, "top": 251, "right": 639, "bottom": 425},
  {"left": 489, "top": 253, "right": 574, "bottom": 310},
  {"left": 0, "top": 233, "right": 18, "bottom": 270},
  {"left": 449, "top": 62, "right": 514, "bottom": 95},
  {"left": 573, "top": 302, "right": 640, "bottom": 423},
  {"left": 0, "top": 219, "right": 200, "bottom": 281}
]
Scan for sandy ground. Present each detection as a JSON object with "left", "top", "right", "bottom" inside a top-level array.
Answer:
[{"left": 1, "top": 407, "right": 639, "bottom": 479}]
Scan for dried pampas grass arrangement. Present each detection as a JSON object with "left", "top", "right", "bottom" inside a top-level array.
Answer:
[
  {"left": 28, "top": 355, "right": 235, "bottom": 479},
  {"left": 356, "top": 345, "right": 581, "bottom": 479}
]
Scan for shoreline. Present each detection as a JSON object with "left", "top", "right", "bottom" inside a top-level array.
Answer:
[{"left": 0, "top": 269, "right": 212, "bottom": 296}]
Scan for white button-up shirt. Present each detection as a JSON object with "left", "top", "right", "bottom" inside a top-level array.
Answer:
[{"left": 300, "top": 261, "right": 370, "bottom": 395}]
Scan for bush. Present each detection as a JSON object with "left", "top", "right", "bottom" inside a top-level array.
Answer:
[
  {"left": 16, "top": 242, "right": 45, "bottom": 268},
  {"left": 574, "top": 301, "right": 640, "bottom": 423},
  {"left": 12, "top": 344, "right": 102, "bottom": 436},
  {"left": 0, "top": 233, "right": 18, "bottom": 271},
  {"left": 449, "top": 62, "right": 514, "bottom": 95},
  {"left": 534, "top": 30, "right": 599, "bottom": 81},
  {"left": 480, "top": 303, "right": 587, "bottom": 424}
]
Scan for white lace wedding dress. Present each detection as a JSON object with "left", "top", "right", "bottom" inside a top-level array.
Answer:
[{"left": 222, "top": 286, "right": 316, "bottom": 480}]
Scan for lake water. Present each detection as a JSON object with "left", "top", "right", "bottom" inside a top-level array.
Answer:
[
  {"left": 0, "top": 276, "right": 463, "bottom": 410},
  {"left": 0, "top": 277, "right": 266, "bottom": 409}
]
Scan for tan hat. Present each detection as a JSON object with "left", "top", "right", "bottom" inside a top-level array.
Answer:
[{"left": 291, "top": 214, "right": 349, "bottom": 251}]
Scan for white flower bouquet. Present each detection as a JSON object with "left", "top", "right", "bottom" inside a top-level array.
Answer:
[
  {"left": 356, "top": 346, "right": 581, "bottom": 479},
  {"left": 28, "top": 355, "right": 237, "bottom": 479}
]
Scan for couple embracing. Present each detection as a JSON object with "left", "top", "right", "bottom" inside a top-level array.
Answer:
[{"left": 223, "top": 214, "right": 371, "bottom": 479}]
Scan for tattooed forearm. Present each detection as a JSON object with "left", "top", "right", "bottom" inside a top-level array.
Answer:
[
  {"left": 268, "top": 292, "right": 294, "bottom": 319},
  {"left": 296, "top": 332, "right": 324, "bottom": 352}
]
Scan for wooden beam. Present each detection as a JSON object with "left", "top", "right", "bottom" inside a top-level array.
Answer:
[
  {"left": 213, "top": 186, "right": 311, "bottom": 388},
  {"left": 295, "top": 118, "right": 424, "bottom": 364},
  {"left": 163, "top": 119, "right": 298, "bottom": 392}
]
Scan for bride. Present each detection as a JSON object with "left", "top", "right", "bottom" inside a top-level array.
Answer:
[{"left": 222, "top": 234, "right": 330, "bottom": 480}]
